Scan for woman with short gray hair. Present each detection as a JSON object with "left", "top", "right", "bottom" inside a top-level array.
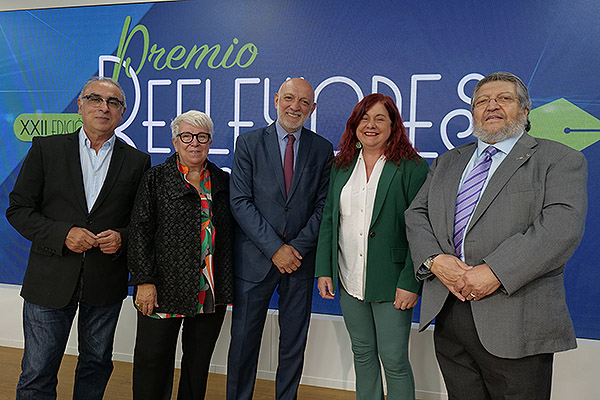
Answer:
[{"left": 128, "top": 110, "right": 234, "bottom": 399}]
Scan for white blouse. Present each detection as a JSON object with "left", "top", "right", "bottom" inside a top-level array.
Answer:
[{"left": 338, "top": 151, "right": 386, "bottom": 300}]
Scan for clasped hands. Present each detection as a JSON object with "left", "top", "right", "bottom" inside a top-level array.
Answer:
[
  {"left": 272, "top": 244, "right": 303, "bottom": 274},
  {"left": 65, "top": 227, "right": 121, "bottom": 254},
  {"left": 430, "top": 254, "right": 501, "bottom": 302}
]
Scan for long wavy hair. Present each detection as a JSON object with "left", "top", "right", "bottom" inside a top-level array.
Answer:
[{"left": 334, "top": 93, "right": 419, "bottom": 170}]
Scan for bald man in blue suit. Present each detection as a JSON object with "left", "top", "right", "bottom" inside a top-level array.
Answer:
[{"left": 227, "top": 78, "right": 333, "bottom": 400}]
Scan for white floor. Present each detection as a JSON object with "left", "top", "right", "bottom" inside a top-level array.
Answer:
[{"left": 1, "top": 283, "right": 598, "bottom": 399}]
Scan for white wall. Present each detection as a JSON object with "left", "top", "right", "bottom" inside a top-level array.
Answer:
[{"left": 1, "top": 283, "right": 599, "bottom": 399}]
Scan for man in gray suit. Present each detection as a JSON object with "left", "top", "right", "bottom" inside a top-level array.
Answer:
[{"left": 405, "top": 71, "right": 587, "bottom": 400}]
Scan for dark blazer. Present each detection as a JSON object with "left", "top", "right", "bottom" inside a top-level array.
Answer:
[
  {"left": 128, "top": 154, "right": 235, "bottom": 315},
  {"left": 6, "top": 131, "right": 150, "bottom": 308},
  {"left": 315, "top": 156, "right": 428, "bottom": 301},
  {"left": 230, "top": 123, "right": 333, "bottom": 281},
  {"left": 405, "top": 133, "right": 587, "bottom": 358}
]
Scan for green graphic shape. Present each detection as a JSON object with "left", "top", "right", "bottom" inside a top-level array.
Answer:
[
  {"left": 529, "top": 98, "right": 600, "bottom": 151},
  {"left": 14, "top": 114, "right": 83, "bottom": 142}
]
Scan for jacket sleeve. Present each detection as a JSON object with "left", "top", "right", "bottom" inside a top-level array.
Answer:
[
  {"left": 404, "top": 157, "right": 446, "bottom": 277},
  {"left": 485, "top": 149, "right": 587, "bottom": 295},
  {"left": 397, "top": 159, "right": 430, "bottom": 293},
  {"left": 6, "top": 137, "right": 73, "bottom": 255},
  {"left": 127, "top": 168, "right": 158, "bottom": 285},
  {"left": 117, "top": 154, "right": 151, "bottom": 257},
  {"left": 287, "top": 141, "right": 333, "bottom": 257},
  {"left": 315, "top": 166, "right": 338, "bottom": 278},
  {"left": 229, "top": 134, "right": 287, "bottom": 259}
]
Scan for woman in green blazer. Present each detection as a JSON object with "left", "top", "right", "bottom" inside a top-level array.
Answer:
[{"left": 315, "top": 94, "right": 428, "bottom": 400}]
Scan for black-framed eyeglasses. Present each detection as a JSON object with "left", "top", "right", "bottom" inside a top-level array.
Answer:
[
  {"left": 178, "top": 132, "right": 211, "bottom": 144},
  {"left": 82, "top": 94, "right": 125, "bottom": 109}
]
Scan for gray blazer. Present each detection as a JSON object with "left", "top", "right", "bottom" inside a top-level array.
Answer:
[{"left": 405, "top": 133, "right": 587, "bottom": 359}]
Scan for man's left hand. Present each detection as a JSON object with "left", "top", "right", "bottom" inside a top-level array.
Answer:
[
  {"left": 455, "top": 263, "right": 501, "bottom": 301},
  {"left": 97, "top": 230, "right": 122, "bottom": 254}
]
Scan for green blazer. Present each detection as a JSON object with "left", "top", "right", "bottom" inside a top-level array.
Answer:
[{"left": 315, "top": 156, "right": 428, "bottom": 302}]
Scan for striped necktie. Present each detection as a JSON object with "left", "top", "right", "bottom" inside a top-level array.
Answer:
[{"left": 453, "top": 146, "right": 499, "bottom": 259}]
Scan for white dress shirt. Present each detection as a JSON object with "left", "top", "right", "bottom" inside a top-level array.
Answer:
[{"left": 338, "top": 151, "right": 386, "bottom": 300}]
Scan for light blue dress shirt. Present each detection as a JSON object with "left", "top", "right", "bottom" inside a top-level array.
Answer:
[{"left": 78, "top": 128, "right": 116, "bottom": 212}]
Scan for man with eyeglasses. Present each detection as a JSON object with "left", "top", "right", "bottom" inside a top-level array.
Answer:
[
  {"left": 405, "top": 71, "right": 587, "bottom": 400},
  {"left": 7, "top": 76, "right": 150, "bottom": 399}
]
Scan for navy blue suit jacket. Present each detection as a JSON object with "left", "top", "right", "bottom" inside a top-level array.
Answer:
[{"left": 230, "top": 123, "right": 333, "bottom": 282}]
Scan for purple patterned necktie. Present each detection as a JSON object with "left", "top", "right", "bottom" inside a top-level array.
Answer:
[
  {"left": 284, "top": 134, "right": 295, "bottom": 196},
  {"left": 453, "top": 146, "right": 499, "bottom": 258}
]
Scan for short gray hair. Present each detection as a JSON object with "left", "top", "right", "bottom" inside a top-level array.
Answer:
[
  {"left": 79, "top": 76, "right": 126, "bottom": 108},
  {"left": 170, "top": 110, "right": 214, "bottom": 139},
  {"left": 471, "top": 71, "right": 531, "bottom": 131}
]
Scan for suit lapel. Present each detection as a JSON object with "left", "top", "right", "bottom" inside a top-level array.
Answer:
[
  {"left": 333, "top": 157, "right": 356, "bottom": 200},
  {"left": 370, "top": 161, "right": 396, "bottom": 228},
  {"left": 466, "top": 134, "right": 537, "bottom": 235},
  {"left": 287, "top": 128, "right": 312, "bottom": 201},
  {"left": 64, "top": 132, "right": 88, "bottom": 214},
  {"left": 264, "top": 124, "right": 287, "bottom": 199},
  {"left": 444, "top": 143, "right": 477, "bottom": 240},
  {"left": 89, "top": 138, "right": 126, "bottom": 215}
]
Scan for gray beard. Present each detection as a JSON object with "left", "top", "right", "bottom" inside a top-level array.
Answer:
[{"left": 473, "top": 116, "right": 526, "bottom": 144}]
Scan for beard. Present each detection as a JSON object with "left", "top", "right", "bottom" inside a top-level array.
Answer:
[{"left": 473, "top": 113, "right": 527, "bottom": 144}]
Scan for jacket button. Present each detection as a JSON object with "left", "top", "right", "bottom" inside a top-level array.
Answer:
[
  {"left": 369, "top": 232, "right": 375, "bottom": 238},
  {"left": 285, "top": 207, "right": 290, "bottom": 212}
]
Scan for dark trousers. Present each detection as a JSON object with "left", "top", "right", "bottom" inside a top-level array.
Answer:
[
  {"left": 434, "top": 296, "right": 554, "bottom": 400},
  {"left": 226, "top": 267, "right": 313, "bottom": 400},
  {"left": 17, "top": 300, "right": 121, "bottom": 400},
  {"left": 133, "top": 305, "right": 226, "bottom": 400}
]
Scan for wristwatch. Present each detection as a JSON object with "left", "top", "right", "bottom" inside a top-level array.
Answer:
[{"left": 424, "top": 255, "right": 438, "bottom": 270}]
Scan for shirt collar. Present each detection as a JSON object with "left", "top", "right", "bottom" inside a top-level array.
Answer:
[
  {"left": 79, "top": 127, "right": 116, "bottom": 150},
  {"left": 476, "top": 131, "right": 523, "bottom": 157},
  {"left": 275, "top": 120, "right": 302, "bottom": 142},
  {"left": 357, "top": 149, "right": 386, "bottom": 163}
]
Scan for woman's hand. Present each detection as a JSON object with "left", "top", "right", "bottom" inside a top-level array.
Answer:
[
  {"left": 393, "top": 288, "right": 419, "bottom": 310},
  {"left": 135, "top": 283, "right": 158, "bottom": 316},
  {"left": 317, "top": 277, "right": 336, "bottom": 299}
]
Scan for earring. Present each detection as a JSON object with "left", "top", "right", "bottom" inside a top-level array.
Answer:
[{"left": 355, "top": 141, "right": 362, "bottom": 149}]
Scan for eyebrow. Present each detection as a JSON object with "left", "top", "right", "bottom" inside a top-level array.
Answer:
[{"left": 476, "top": 91, "right": 514, "bottom": 98}]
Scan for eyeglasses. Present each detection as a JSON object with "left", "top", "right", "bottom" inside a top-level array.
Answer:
[
  {"left": 178, "top": 132, "right": 211, "bottom": 144},
  {"left": 473, "top": 95, "right": 516, "bottom": 109},
  {"left": 82, "top": 94, "right": 125, "bottom": 110}
]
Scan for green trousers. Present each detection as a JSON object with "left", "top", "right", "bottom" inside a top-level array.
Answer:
[{"left": 339, "top": 287, "right": 415, "bottom": 400}]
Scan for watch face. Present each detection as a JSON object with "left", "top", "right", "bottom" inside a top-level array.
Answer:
[{"left": 425, "top": 256, "right": 436, "bottom": 269}]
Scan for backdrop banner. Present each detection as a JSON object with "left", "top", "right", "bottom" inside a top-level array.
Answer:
[{"left": 1, "top": 0, "right": 598, "bottom": 339}]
